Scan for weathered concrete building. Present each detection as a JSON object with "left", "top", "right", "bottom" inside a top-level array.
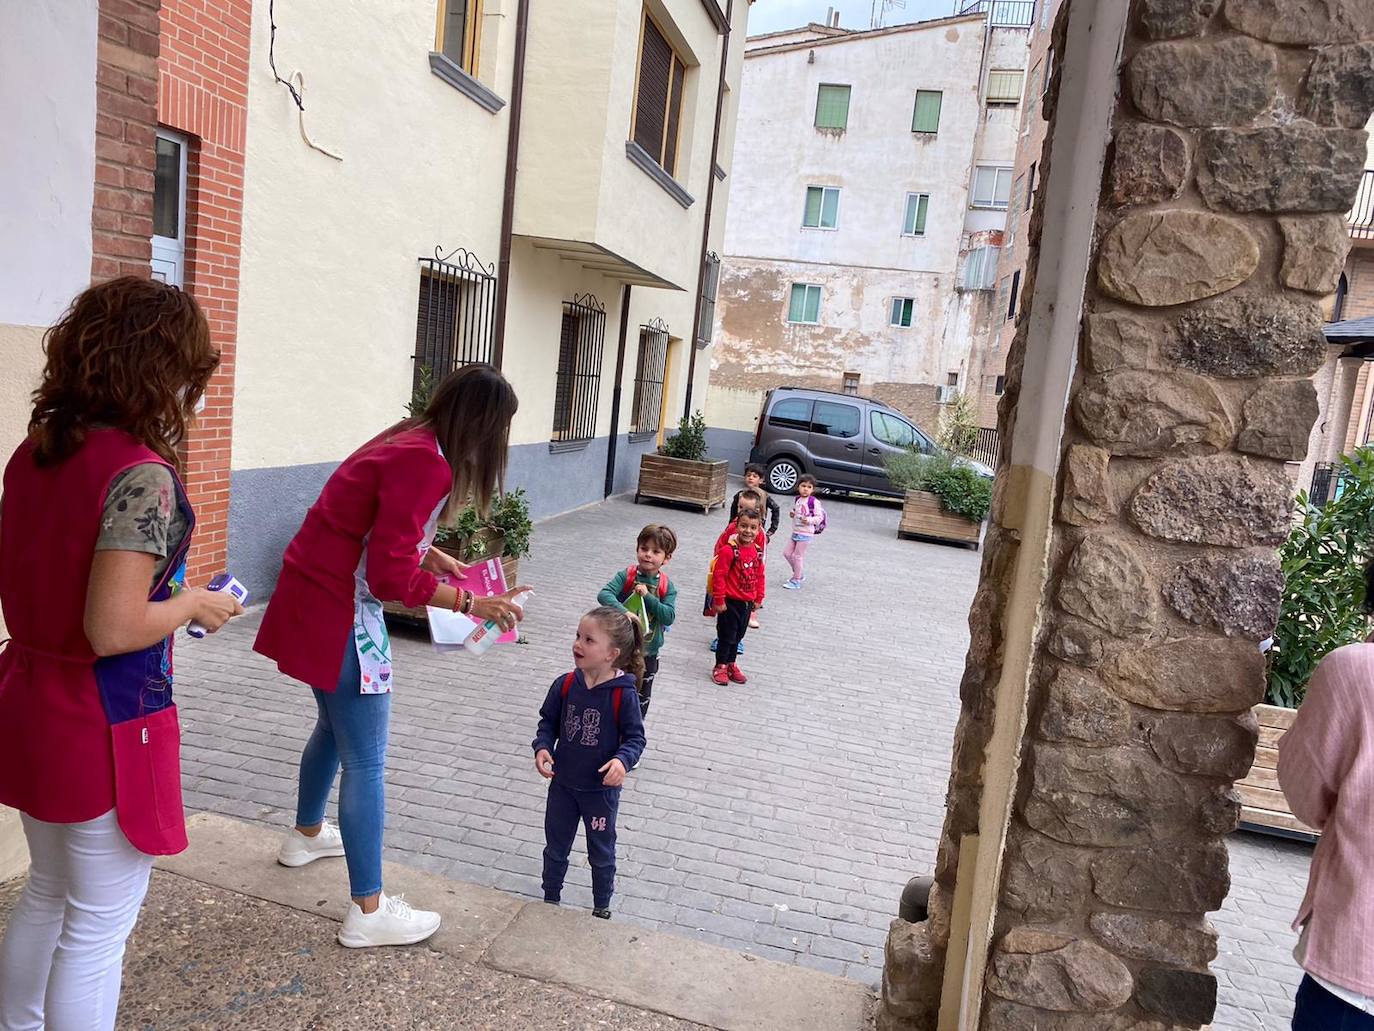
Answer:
[{"left": 703, "top": 5, "right": 1031, "bottom": 468}]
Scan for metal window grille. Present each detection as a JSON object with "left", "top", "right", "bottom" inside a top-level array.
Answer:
[
  {"left": 631, "top": 318, "right": 670, "bottom": 435},
  {"left": 414, "top": 246, "right": 497, "bottom": 393},
  {"left": 1310, "top": 463, "right": 1338, "bottom": 507},
  {"left": 552, "top": 293, "right": 607, "bottom": 443},
  {"left": 696, "top": 251, "right": 721, "bottom": 348}
]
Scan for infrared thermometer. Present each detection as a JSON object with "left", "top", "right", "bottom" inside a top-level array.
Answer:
[{"left": 187, "top": 573, "right": 249, "bottom": 638}]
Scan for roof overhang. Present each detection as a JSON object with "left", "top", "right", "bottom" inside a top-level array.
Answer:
[
  {"left": 1325, "top": 314, "right": 1374, "bottom": 358},
  {"left": 517, "top": 235, "right": 684, "bottom": 291}
]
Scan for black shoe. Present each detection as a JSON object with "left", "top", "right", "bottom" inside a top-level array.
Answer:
[
  {"left": 544, "top": 898, "right": 560, "bottom": 906},
  {"left": 593, "top": 908, "right": 611, "bottom": 920}
]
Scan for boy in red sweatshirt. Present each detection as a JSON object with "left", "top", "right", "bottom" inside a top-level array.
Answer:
[{"left": 710, "top": 508, "right": 766, "bottom": 685}]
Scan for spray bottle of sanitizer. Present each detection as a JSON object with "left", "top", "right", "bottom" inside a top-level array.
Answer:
[{"left": 463, "top": 590, "right": 532, "bottom": 656}]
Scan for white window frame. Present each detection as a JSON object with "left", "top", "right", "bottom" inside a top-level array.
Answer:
[
  {"left": 802, "top": 185, "right": 841, "bottom": 230},
  {"left": 787, "top": 283, "right": 823, "bottom": 325},
  {"left": 902, "top": 192, "right": 930, "bottom": 236},
  {"left": 890, "top": 297, "right": 915, "bottom": 328},
  {"left": 971, "top": 165, "right": 1014, "bottom": 210},
  {"left": 151, "top": 128, "right": 189, "bottom": 288}
]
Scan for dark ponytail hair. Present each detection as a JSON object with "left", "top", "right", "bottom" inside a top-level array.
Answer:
[{"left": 587, "top": 604, "right": 646, "bottom": 692}]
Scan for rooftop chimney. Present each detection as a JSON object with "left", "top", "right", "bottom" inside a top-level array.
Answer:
[
  {"left": 832, "top": 9, "right": 841, "bottom": 25},
  {"left": 824, "top": 6, "right": 834, "bottom": 25}
]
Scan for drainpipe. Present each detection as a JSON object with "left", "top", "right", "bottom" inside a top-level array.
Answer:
[
  {"left": 682, "top": 0, "right": 734, "bottom": 414},
  {"left": 492, "top": 0, "right": 531, "bottom": 369},
  {"left": 605, "top": 284, "right": 633, "bottom": 497}
]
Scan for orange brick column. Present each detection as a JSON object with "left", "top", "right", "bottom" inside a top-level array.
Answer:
[
  {"left": 93, "top": 0, "right": 162, "bottom": 281},
  {"left": 158, "top": 0, "right": 250, "bottom": 582}
]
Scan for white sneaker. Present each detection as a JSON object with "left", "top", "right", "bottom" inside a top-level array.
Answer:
[
  {"left": 337, "top": 893, "right": 441, "bottom": 948},
  {"left": 276, "top": 821, "right": 346, "bottom": 868}
]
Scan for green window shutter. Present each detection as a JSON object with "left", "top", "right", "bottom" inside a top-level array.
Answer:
[
  {"left": 902, "top": 299, "right": 913, "bottom": 326},
  {"left": 789, "top": 284, "right": 807, "bottom": 322},
  {"left": 912, "top": 90, "right": 942, "bottom": 133},
  {"left": 905, "top": 194, "right": 929, "bottom": 234},
  {"left": 815, "top": 85, "right": 851, "bottom": 129},
  {"left": 804, "top": 286, "right": 821, "bottom": 323},
  {"left": 804, "top": 188, "right": 823, "bottom": 227},
  {"left": 820, "top": 188, "right": 839, "bottom": 228}
]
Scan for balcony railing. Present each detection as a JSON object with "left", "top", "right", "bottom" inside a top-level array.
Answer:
[
  {"left": 1350, "top": 169, "right": 1374, "bottom": 241},
  {"left": 957, "top": 0, "right": 1036, "bottom": 26}
]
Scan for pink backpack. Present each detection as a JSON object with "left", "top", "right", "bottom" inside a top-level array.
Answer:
[{"left": 807, "top": 496, "right": 828, "bottom": 534}]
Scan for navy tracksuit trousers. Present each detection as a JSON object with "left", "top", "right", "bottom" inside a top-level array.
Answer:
[{"left": 542, "top": 780, "right": 621, "bottom": 909}]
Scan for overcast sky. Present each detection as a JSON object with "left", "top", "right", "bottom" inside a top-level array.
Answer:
[{"left": 746, "top": 0, "right": 959, "bottom": 35}]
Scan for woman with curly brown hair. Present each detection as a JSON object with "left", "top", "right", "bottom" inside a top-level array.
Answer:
[{"left": 0, "top": 277, "right": 244, "bottom": 1031}]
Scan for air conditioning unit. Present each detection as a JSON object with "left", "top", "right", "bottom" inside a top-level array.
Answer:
[{"left": 935, "top": 385, "right": 958, "bottom": 404}]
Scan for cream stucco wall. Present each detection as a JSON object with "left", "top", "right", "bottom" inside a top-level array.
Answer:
[{"left": 232, "top": 0, "right": 515, "bottom": 471}]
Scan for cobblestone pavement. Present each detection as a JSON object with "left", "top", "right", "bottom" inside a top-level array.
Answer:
[{"left": 170, "top": 491, "right": 1311, "bottom": 1026}]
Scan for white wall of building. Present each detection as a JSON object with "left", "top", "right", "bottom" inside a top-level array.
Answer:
[{"left": 0, "top": 0, "right": 98, "bottom": 329}]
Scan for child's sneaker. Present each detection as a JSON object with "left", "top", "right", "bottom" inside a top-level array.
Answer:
[
  {"left": 711, "top": 664, "right": 730, "bottom": 686},
  {"left": 782, "top": 579, "right": 801, "bottom": 590},
  {"left": 709, "top": 637, "right": 718, "bottom": 652},
  {"left": 727, "top": 663, "right": 748, "bottom": 684},
  {"left": 593, "top": 908, "right": 612, "bottom": 920}
]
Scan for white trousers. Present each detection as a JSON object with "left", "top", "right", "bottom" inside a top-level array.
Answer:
[{"left": 0, "top": 810, "right": 153, "bottom": 1031}]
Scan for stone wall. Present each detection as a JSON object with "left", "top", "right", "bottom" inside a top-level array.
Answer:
[{"left": 880, "top": 0, "right": 1374, "bottom": 1028}]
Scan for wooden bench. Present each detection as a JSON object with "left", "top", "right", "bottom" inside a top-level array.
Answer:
[{"left": 1237, "top": 704, "right": 1318, "bottom": 842}]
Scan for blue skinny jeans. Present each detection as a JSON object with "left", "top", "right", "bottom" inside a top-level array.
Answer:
[{"left": 294, "top": 644, "right": 390, "bottom": 898}]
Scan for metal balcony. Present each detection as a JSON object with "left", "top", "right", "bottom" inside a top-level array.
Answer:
[
  {"left": 1350, "top": 169, "right": 1374, "bottom": 241},
  {"left": 957, "top": 0, "right": 1036, "bottom": 26}
]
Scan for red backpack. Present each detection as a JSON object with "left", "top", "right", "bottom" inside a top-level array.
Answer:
[
  {"left": 561, "top": 671, "right": 623, "bottom": 726},
  {"left": 617, "top": 566, "right": 669, "bottom": 602}
]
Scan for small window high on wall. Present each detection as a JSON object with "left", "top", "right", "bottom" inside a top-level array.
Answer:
[
  {"left": 815, "top": 84, "right": 851, "bottom": 130},
  {"left": 632, "top": 11, "right": 689, "bottom": 176},
  {"left": 151, "top": 129, "right": 188, "bottom": 288},
  {"left": 912, "top": 90, "right": 942, "bottom": 133}
]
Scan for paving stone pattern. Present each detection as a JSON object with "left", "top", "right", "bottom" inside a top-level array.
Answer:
[{"left": 170, "top": 492, "right": 1309, "bottom": 1026}]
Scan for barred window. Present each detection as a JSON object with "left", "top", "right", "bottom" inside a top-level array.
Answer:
[
  {"left": 631, "top": 319, "right": 670, "bottom": 435},
  {"left": 552, "top": 294, "right": 608, "bottom": 443},
  {"left": 695, "top": 251, "right": 721, "bottom": 348},
  {"left": 414, "top": 247, "right": 497, "bottom": 394}
]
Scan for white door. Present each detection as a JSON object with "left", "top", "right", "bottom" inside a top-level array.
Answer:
[{"left": 151, "top": 129, "right": 188, "bottom": 286}]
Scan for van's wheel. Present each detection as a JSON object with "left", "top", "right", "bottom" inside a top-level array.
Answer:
[{"left": 767, "top": 458, "right": 801, "bottom": 494}]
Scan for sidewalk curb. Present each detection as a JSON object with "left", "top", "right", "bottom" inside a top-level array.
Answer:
[{"left": 158, "top": 813, "right": 875, "bottom": 1031}]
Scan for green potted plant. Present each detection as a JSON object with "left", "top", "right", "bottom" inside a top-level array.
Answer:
[
  {"left": 886, "top": 450, "right": 990, "bottom": 548},
  {"left": 636, "top": 411, "right": 729, "bottom": 513}
]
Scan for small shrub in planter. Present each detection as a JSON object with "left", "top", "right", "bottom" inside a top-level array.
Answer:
[
  {"left": 886, "top": 451, "right": 990, "bottom": 547},
  {"left": 637, "top": 411, "right": 728, "bottom": 512}
]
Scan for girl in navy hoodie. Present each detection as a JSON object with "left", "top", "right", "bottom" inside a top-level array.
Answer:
[{"left": 533, "top": 606, "right": 647, "bottom": 918}]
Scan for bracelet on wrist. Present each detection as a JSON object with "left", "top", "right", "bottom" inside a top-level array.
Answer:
[
  {"left": 460, "top": 590, "right": 474, "bottom": 616},
  {"left": 450, "top": 589, "right": 463, "bottom": 613}
]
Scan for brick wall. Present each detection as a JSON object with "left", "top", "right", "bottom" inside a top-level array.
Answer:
[
  {"left": 93, "top": 0, "right": 162, "bottom": 281},
  {"left": 158, "top": 0, "right": 250, "bottom": 582}
]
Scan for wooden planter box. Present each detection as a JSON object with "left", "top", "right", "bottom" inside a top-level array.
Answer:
[
  {"left": 898, "top": 490, "right": 982, "bottom": 549},
  {"left": 1237, "top": 703, "right": 1317, "bottom": 842},
  {"left": 383, "top": 551, "right": 521, "bottom": 625},
  {"left": 635, "top": 454, "right": 728, "bottom": 513}
]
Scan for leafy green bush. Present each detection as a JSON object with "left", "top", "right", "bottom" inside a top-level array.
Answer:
[
  {"left": 1267, "top": 447, "right": 1374, "bottom": 708},
  {"left": 884, "top": 451, "right": 992, "bottom": 523},
  {"left": 434, "top": 488, "right": 534, "bottom": 561},
  {"left": 660, "top": 411, "right": 710, "bottom": 462}
]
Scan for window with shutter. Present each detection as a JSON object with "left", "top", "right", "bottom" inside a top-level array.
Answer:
[
  {"left": 912, "top": 90, "right": 942, "bottom": 133},
  {"left": 815, "top": 84, "right": 851, "bottom": 129},
  {"left": 437, "top": 0, "right": 483, "bottom": 74},
  {"left": 985, "top": 69, "right": 1024, "bottom": 105},
  {"left": 696, "top": 252, "right": 721, "bottom": 348},
  {"left": 633, "top": 11, "right": 688, "bottom": 177},
  {"left": 803, "top": 186, "right": 840, "bottom": 229},
  {"left": 890, "top": 298, "right": 915, "bottom": 327},
  {"left": 903, "top": 193, "right": 929, "bottom": 235},
  {"left": 788, "top": 284, "right": 822, "bottom": 324}
]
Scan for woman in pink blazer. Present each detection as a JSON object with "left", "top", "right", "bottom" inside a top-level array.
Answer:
[
  {"left": 1279, "top": 562, "right": 1374, "bottom": 1028},
  {"left": 254, "top": 364, "right": 528, "bottom": 949}
]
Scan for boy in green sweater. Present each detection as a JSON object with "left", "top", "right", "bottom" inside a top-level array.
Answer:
[{"left": 597, "top": 524, "right": 678, "bottom": 720}]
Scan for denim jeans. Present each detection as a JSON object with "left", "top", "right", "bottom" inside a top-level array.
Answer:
[
  {"left": 294, "top": 643, "right": 390, "bottom": 898},
  {"left": 1293, "top": 975, "right": 1374, "bottom": 1030}
]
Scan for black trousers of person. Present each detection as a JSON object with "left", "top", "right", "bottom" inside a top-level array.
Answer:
[
  {"left": 640, "top": 655, "right": 660, "bottom": 716},
  {"left": 715, "top": 598, "right": 753, "bottom": 665}
]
